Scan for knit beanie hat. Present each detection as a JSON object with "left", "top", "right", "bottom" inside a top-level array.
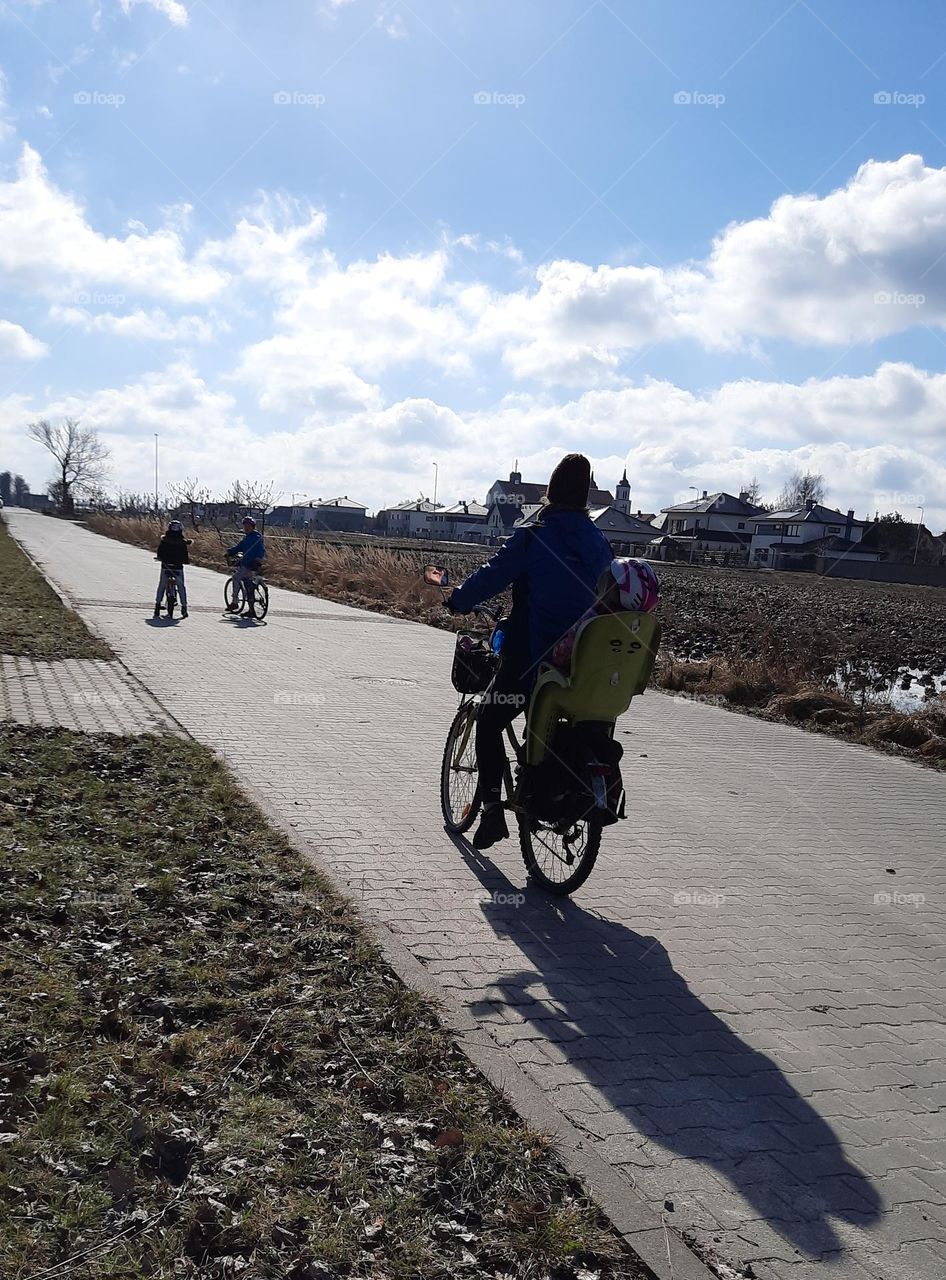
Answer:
[{"left": 546, "top": 453, "right": 592, "bottom": 508}]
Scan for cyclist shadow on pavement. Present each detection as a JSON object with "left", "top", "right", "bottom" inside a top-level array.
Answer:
[
  {"left": 218, "top": 615, "right": 267, "bottom": 628},
  {"left": 451, "top": 838, "right": 882, "bottom": 1261}
]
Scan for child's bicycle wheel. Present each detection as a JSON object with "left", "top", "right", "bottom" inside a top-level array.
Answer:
[
  {"left": 441, "top": 701, "right": 481, "bottom": 833},
  {"left": 165, "top": 578, "right": 177, "bottom": 618},
  {"left": 252, "top": 580, "right": 269, "bottom": 619}
]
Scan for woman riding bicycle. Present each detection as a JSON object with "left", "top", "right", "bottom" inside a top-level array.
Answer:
[{"left": 446, "top": 453, "right": 612, "bottom": 850}]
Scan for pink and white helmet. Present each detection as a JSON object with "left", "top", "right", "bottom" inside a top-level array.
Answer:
[{"left": 610, "top": 557, "right": 660, "bottom": 612}]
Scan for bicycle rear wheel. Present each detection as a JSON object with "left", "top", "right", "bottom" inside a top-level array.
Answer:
[
  {"left": 441, "top": 701, "right": 481, "bottom": 833},
  {"left": 518, "top": 813, "right": 602, "bottom": 896},
  {"left": 166, "top": 581, "right": 176, "bottom": 618},
  {"left": 253, "top": 581, "right": 269, "bottom": 619}
]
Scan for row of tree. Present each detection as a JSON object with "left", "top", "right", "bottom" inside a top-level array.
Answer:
[
  {"left": 12, "top": 420, "right": 940, "bottom": 555},
  {"left": 740, "top": 470, "right": 826, "bottom": 512}
]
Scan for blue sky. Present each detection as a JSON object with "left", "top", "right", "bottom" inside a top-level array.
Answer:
[{"left": 1, "top": 0, "right": 945, "bottom": 527}]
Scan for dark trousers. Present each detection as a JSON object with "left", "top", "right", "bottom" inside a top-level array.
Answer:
[{"left": 476, "top": 650, "right": 532, "bottom": 801}]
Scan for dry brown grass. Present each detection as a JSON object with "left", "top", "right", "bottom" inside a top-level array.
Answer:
[{"left": 87, "top": 514, "right": 451, "bottom": 623}]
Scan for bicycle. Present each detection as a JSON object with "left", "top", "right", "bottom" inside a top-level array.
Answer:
[
  {"left": 163, "top": 566, "right": 179, "bottom": 618},
  {"left": 428, "top": 564, "right": 660, "bottom": 896},
  {"left": 153, "top": 559, "right": 184, "bottom": 619},
  {"left": 224, "top": 555, "right": 269, "bottom": 620}
]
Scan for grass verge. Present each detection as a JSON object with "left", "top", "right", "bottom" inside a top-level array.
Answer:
[
  {"left": 0, "top": 517, "right": 112, "bottom": 660},
  {"left": 0, "top": 727, "right": 651, "bottom": 1279}
]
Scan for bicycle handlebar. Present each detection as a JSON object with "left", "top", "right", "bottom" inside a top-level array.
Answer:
[{"left": 471, "top": 603, "right": 501, "bottom": 622}]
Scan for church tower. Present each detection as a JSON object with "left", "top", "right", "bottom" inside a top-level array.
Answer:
[{"left": 615, "top": 468, "right": 631, "bottom": 514}]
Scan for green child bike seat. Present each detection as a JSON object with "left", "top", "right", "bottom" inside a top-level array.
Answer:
[{"left": 525, "top": 610, "right": 661, "bottom": 765}]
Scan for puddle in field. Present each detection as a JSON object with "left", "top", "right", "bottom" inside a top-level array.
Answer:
[{"left": 834, "top": 665, "right": 946, "bottom": 714}]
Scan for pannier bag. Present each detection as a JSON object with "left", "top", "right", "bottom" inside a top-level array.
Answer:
[
  {"left": 451, "top": 632, "right": 498, "bottom": 695},
  {"left": 517, "top": 723, "right": 626, "bottom": 827}
]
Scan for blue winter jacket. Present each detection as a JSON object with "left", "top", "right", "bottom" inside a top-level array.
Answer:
[
  {"left": 226, "top": 530, "right": 266, "bottom": 564},
  {"left": 449, "top": 509, "right": 612, "bottom": 672}
]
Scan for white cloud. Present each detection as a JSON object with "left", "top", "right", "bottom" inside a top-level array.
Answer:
[
  {"left": 471, "top": 155, "right": 946, "bottom": 381},
  {"left": 0, "top": 319, "right": 47, "bottom": 359},
  {"left": 200, "top": 193, "right": 328, "bottom": 292},
  {"left": 49, "top": 304, "right": 217, "bottom": 343},
  {"left": 235, "top": 249, "right": 472, "bottom": 410},
  {"left": 235, "top": 334, "right": 383, "bottom": 414},
  {"left": 6, "top": 359, "right": 945, "bottom": 531},
  {"left": 699, "top": 153, "right": 946, "bottom": 346},
  {"left": 0, "top": 67, "right": 15, "bottom": 142},
  {"left": 0, "top": 145, "right": 226, "bottom": 302},
  {"left": 120, "top": 0, "right": 189, "bottom": 27}
]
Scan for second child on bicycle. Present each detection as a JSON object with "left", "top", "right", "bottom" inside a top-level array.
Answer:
[
  {"left": 154, "top": 519, "right": 192, "bottom": 619},
  {"left": 446, "top": 453, "right": 612, "bottom": 850},
  {"left": 225, "top": 515, "right": 266, "bottom": 618}
]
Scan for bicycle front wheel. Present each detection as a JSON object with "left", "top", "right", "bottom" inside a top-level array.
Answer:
[
  {"left": 253, "top": 581, "right": 269, "bottom": 619},
  {"left": 518, "top": 813, "right": 602, "bottom": 896},
  {"left": 224, "top": 575, "right": 239, "bottom": 611},
  {"left": 441, "top": 701, "right": 481, "bottom": 833}
]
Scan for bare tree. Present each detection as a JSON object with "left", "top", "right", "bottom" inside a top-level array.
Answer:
[
  {"left": 168, "top": 476, "right": 211, "bottom": 529},
  {"left": 117, "top": 490, "right": 155, "bottom": 517},
  {"left": 227, "top": 479, "right": 278, "bottom": 530},
  {"left": 27, "top": 418, "right": 109, "bottom": 516},
  {"left": 13, "top": 475, "right": 28, "bottom": 503},
  {"left": 0, "top": 472, "right": 10, "bottom": 504},
  {"left": 776, "top": 470, "right": 826, "bottom": 512},
  {"left": 740, "top": 476, "right": 764, "bottom": 506},
  {"left": 84, "top": 484, "right": 112, "bottom": 511}
]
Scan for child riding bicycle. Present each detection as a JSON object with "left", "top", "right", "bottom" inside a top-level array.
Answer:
[
  {"left": 153, "top": 519, "right": 192, "bottom": 619},
  {"left": 225, "top": 515, "right": 266, "bottom": 617}
]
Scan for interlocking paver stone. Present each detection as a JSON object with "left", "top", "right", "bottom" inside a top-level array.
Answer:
[
  {"left": 7, "top": 509, "right": 946, "bottom": 1280},
  {"left": 1, "top": 654, "right": 175, "bottom": 734}
]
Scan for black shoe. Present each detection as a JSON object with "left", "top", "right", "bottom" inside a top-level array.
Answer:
[
  {"left": 473, "top": 804, "right": 509, "bottom": 850},
  {"left": 181, "top": 608, "right": 188, "bottom": 618},
  {"left": 153, "top": 606, "right": 161, "bottom": 618}
]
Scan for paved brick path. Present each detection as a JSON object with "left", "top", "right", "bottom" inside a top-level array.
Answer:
[
  {"left": 1, "top": 654, "right": 173, "bottom": 733},
  {"left": 8, "top": 511, "right": 946, "bottom": 1280}
]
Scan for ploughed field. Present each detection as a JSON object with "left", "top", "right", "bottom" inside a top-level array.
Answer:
[
  {"left": 655, "top": 564, "right": 946, "bottom": 680},
  {"left": 422, "top": 551, "right": 945, "bottom": 686}
]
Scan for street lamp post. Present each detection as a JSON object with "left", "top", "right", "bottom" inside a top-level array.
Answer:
[
  {"left": 432, "top": 462, "right": 438, "bottom": 509},
  {"left": 154, "top": 434, "right": 159, "bottom": 513},
  {"left": 913, "top": 505, "right": 925, "bottom": 564}
]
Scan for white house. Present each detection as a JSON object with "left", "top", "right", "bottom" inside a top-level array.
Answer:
[
  {"left": 375, "top": 498, "right": 440, "bottom": 538},
  {"left": 426, "top": 500, "right": 490, "bottom": 542},
  {"left": 654, "top": 491, "right": 764, "bottom": 558},
  {"left": 747, "top": 501, "right": 880, "bottom": 566},
  {"left": 287, "top": 495, "right": 368, "bottom": 533}
]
